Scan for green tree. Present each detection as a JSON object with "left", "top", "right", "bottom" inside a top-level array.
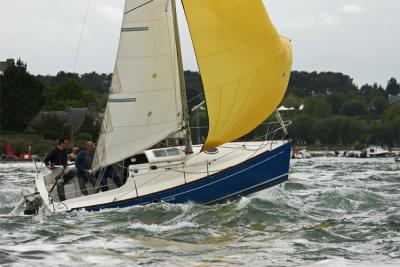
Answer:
[
  {"left": 289, "top": 114, "right": 316, "bottom": 145},
  {"left": 371, "top": 96, "right": 388, "bottom": 116},
  {"left": 369, "top": 119, "right": 400, "bottom": 146},
  {"left": 189, "top": 110, "right": 208, "bottom": 144},
  {"left": 327, "top": 93, "right": 344, "bottom": 114},
  {"left": 360, "top": 83, "right": 386, "bottom": 100},
  {"left": 287, "top": 71, "right": 358, "bottom": 97},
  {"left": 80, "top": 72, "right": 111, "bottom": 93},
  {"left": 383, "top": 102, "right": 400, "bottom": 121},
  {"left": 286, "top": 85, "right": 310, "bottom": 98},
  {"left": 380, "top": 102, "right": 400, "bottom": 146},
  {"left": 36, "top": 71, "right": 112, "bottom": 93},
  {"left": 386, "top": 77, "right": 400, "bottom": 96},
  {"left": 313, "top": 116, "right": 365, "bottom": 145},
  {"left": 313, "top": 117, "right": 341, "bottom": 145},
  {"left": 341, "top": 100, "right": 367, "bottom": 117},
  {"left": 304, "top": 95, "right": 332, "bottom": 118},
  {"left": 381, "top": 119, "right": 400, "bottom": 146},
  {"left": 0, "top": 59, "right": 44, "bottom": 132},
  {"left": 93, "top": 92, "right": 108, "bottom": 110},
  {"left": 340, "top": 117, "right": 367, "bottom": 145},
  {"left": 282, "top": 94, "right": 301, "bottom": 109},
  {"left": 43, "top": 78, "right": 93, "bottom": 111},
  {"left": 184, "top": 70, "right": 204, "bottom": 110}
]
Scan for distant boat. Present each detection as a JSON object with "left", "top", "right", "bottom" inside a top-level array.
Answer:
[
  {"left": 1, "top": 149, "right": 33, "bottom": 163},
  {"left": 341, "top": 146, "right": 392, "bottom": 158},
  {"left": 365, "top": 146, "right": 391, "bottom": 158},
  {"left": 292, "top": 148, "right": 311, "bottom": 159},
  {"left": 25, "top": 0, "right": 293, "bottom": 213}
]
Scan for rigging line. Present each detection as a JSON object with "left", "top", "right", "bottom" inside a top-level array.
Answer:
[
  {"left": 187, "top": 93, "right": 204, "bottom": 104},
  {"left": 164, "top": 0, "right": 181, "bottom": 121},
  {"left": 124, "top": 0, "right": 154, "bottom": 15},
  {"left": 73, "top": 0, "right": 90, "bottom": 73}
]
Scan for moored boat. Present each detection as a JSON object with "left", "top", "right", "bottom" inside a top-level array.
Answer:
[
  {"left": 365, "top": 146, "right": 391, "bottom": 157},
  {"left": 292, "top": 148, "right": 311, "bottom": 159}
]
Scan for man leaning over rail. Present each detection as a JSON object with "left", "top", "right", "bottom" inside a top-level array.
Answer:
[{"left": 44, "top": 137, "right": 77, "bottom": 201}]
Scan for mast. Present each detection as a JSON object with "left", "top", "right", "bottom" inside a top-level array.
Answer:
[{"left": 171, "top": 0, "right": 193, "bottom": 153}]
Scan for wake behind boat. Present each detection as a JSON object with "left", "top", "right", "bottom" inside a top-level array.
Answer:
[{"left": 15, "top": 0, "right": 293, "bottom": 214}]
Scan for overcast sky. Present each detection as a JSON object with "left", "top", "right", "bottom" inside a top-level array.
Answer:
[{"left": 0, "top": 0, "right": 399, "bottom": 87}]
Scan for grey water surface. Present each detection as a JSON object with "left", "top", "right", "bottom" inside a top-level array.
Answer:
[{"left": 0, "top": 157, "right": 399, "bottom": 266}]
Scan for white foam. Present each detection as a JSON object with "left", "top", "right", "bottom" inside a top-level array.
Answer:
[
  {"left": 127, "top": 221, "right": 197, "bottom": 233},
  {"left": 304, "top": 258, "right": 398, "bottom": 267}
]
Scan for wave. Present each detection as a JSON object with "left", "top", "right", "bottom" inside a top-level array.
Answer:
[{"left": 127, "top": 221, "right": 197, "bottom": 233}]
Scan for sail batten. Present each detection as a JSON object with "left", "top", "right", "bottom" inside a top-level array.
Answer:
[
  {"left": 182, "top": 0, "right": 292, "bottom": 149},
  {"left": 92, "top": 0, "right": 183, "bottom": 170}
]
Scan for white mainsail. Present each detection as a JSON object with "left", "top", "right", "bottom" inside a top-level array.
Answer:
[{"left": 92, "top": 0, "right": 183, "bottom": 170}]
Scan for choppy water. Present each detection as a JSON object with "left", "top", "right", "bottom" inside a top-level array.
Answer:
[{"left": 0, "top": 157, "right": 399, "bottom": 266}]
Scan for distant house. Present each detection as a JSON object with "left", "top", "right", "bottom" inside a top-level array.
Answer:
[
  {"left": 0, "top": 58, "right": 15, "bottom": 73},
  {"left": 25, "top": 108, "right": 87, "bottom": 134},
  {"left": 25, "top": 107, "right": 103, "bottom": 134}
]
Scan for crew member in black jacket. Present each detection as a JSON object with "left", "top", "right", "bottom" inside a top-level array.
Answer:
[{"left": 44, "top": 137, "right": 77, "bottom": 201}]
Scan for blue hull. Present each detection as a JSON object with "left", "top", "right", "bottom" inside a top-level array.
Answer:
[{"left": 78, "top": 142, "right": 292, "bottom": 212}]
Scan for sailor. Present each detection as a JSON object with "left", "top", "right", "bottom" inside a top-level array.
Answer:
[
  {"left": 75, "top": 141, "right": 95, "bottom": 196},
  {"left": 76, "top": 141, "right": 122, "bottom": 194},
  {"left": 44, "top": 137, "right": 77, "bottom": 201}
]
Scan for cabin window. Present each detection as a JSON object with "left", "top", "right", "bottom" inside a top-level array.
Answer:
[
  {"left": 166, "top": 148, "right": 180, "bottom": 156},
  {"left": 153, "top": 150, "right": 167, "bottom": 157}
]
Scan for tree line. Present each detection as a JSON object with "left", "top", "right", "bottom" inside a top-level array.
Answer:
[
  {"left": 281, "top": 71, "right": 399, "bottom": 147},
  {"left": 0, "top": 59, "right": 399, "bottom": 150}
]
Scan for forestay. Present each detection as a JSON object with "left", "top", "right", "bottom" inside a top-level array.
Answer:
[
  {"left": 92, "top": 0, "right": 183, "bottom": 170},
  {"left": 182, "top": 0, "right": 293, "bottom": 150}
]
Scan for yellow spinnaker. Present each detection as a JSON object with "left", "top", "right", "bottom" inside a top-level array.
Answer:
[{"left": 182, "top": 0, "right": 292, "bottom": 149}]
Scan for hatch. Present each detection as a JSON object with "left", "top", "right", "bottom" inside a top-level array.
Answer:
[{"left": 144, "top": 147, "right": 185, "bottom": 164}]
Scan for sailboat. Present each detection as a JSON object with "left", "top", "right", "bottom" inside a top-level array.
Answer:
[{"left": 30, "top": 0, "right": 292, "bottom": 213}]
